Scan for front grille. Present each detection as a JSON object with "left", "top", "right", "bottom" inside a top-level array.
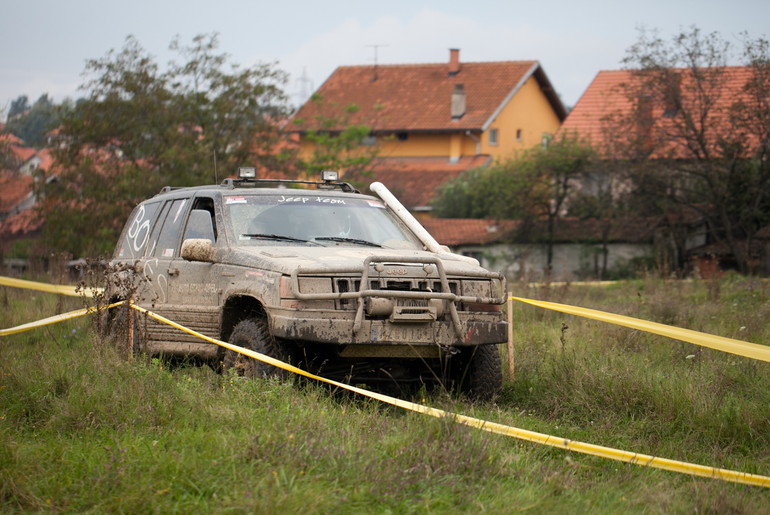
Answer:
[{"left": 332, "top": 277, "right": 460, "bottom": 311}]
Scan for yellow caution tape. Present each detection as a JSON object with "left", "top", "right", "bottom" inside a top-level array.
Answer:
[
  {"left": 3, "top": 274, "right": 766, "bottom": 363},
  {"left": 131, "top": 302, "right": 770, "bottom": 488},
  {"left": 0, "top": 275, "right": 103, "bottom": 297},
  {"left": 4, "top": 274, "right": 770, "bottom": 486},
  {"left": 527, "top": 280, "right": 620, "bottom": 288},
  {"left": 0, "top": 301, "right": 124, "bottom": 337},
  {"left": 511, "top": 296, "right": 770, "bottom": 363}
]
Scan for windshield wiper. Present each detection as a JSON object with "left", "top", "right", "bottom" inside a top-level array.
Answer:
[
  {"left": 315, "top": 236, "right": 382, "bottom": 247},
  {"left": 241, "top": 233, "right": 320, "bottom": 245}
]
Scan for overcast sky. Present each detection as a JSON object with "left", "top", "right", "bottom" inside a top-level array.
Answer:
[{"left": 1, "top": 0, "right": 768, "bottom": 117}]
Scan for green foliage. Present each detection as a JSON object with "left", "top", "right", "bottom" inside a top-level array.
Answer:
[
  {"left": 4, "top": 94, "right": 64, "bottom": 148},
  {"left": 41, "top": 33, "right": 293, "bottom": 257},
  {"left": 433, "top": 134, "right": 596, "bottom": 271},
  {"left": 293, "top": 95, "right": 380, "bottom": 178},
  {"left": 3, "top": 277, "right": 770, "bottom": 511},
  {"left": 430, "top": 167, "right": 506, "bottom": 218},
  {"left": 433, "top": 134, "right": 595, "bottom": 221}
]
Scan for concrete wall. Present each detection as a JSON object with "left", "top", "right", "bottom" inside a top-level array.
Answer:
[{"left": 455, "top": 242, "right": 654, "bottom": 282}]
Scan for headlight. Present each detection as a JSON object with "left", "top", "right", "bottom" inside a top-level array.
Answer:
[
  {"left": 279, "top": 276, "right": 334, "bottom": 309},
  {"left": 281, "top": 276, "right": 333, "bottom": 298},
  {"left": 461, "top": 280, "right": 493, "bottom": 299}
]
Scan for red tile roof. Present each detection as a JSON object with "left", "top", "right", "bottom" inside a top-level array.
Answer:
[
  {"left": 0, "top": 208, "right": 42, "bottom": 240},
  {"left": 291, "top": 51, "right": 565, "bottom": 133},
  {"left": 0, "top": 172, "right": 34, "bottom": 215},
  {"left": 421, "top": 218, "right": 519, "bottom": 246},
  {"left": 561, "top": 67, "right": 760, "bottom": 158},
  {"left": 543, "top": 217, "right": 657, "bottom": 243},
  {"left": 422, "top": 216, "right": 658, "bottom": 246},
  {"left": 347, "top": 155, "right": 492, "bottom": 209},
  {"left": 0, "top": 132, "right": 24, "bottom": 146},
  {"left": 559, "top": 70, "right": 631, "bottom": 146},
  {"left": 10, "top": 145, "right": 36, "bottom": 163},
  {"left": 35, "top": 148, "right": 54, "bottom": 171}
]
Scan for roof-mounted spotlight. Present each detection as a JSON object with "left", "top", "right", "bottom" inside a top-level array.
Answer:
[
  {"left": 237, "top": 166, "right": 257, "bottom": 179},
  {"left": 321, "top": 170, "right": 339, "bottom": 182}
]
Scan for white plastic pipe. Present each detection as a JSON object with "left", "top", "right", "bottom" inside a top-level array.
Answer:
[{"left": 370, "top": 181, "right": 446, "bottom": 254}]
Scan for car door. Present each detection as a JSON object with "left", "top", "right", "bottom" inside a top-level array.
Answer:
[{"left": 144, "top": 196, "right": 221, "bottom": 353}]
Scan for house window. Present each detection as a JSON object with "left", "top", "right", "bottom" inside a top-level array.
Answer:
[
  {"left": 516, "top": 129, "right": 522, "bottom": 142},
  {"left": 488, "top": 128, "right": 498, "bottom": 146},
  {"left": 397, "top": 132, "right": 408, "bottom": 141},
  {"left": 361, "top": 134, "right": 377, "bottom": 146}
]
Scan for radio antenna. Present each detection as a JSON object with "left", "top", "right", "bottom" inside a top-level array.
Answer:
[{"left": 213, "top": 150, "right": 218, "bottom": 183}]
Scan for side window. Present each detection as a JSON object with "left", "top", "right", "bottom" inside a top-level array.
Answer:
[
  {"left": 145, "top": 200, "right": 173, "bottom": 257},
  {"left": 152, "top": 198, "right": 189, "bottom": 258},
  {"left": 184, "top": 197, "right": 217, "bottom": 242},
  {"left": 115, "top": 201, "right": 161, "bottom": 260}
]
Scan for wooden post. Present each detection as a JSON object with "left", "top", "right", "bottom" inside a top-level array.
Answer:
[
  {"left": 506, "top": 291, "right": 514, "bottom": 380},
  {"left": 126, "top": 300, "right": 134, "bottom": 360}
]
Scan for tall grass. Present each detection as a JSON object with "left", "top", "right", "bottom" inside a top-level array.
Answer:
[{"left": 2, "top": 273, "right": 770, "bottom": 512}]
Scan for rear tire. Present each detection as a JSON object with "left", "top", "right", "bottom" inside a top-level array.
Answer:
[{"left": 223, "top": 318, "right": 289, "bottom": 379}]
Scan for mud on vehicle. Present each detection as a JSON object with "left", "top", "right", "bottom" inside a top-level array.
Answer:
[{"left": 105, "top": 168, "right": 508, "bottom": 399}]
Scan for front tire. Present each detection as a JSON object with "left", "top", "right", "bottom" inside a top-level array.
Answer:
[
  {"left": 451, "top": 345, "right": 503, "bottom": 401},
  {"left": 223, "top": 318, "right": 289, "bottom": 379}
]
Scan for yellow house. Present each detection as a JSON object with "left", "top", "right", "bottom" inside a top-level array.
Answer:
[{"left": 289, "top": 49, "right": 566, "bottom": 211}]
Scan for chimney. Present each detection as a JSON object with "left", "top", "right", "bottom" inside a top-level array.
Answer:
[
  {"left": 451, "top": 83, "right": 466, "bottom": 120},
  {"left": 448, "top": 48, "right": 460, "bottom": 76}
]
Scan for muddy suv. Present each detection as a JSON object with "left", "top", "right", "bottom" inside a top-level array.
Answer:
[{"left": 107, "top": 168, "right": 508, "bottom": 398}]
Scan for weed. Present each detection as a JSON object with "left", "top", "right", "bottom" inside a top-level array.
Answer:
[{"left": 2, "top": 274, "right": 770, "bottom": 511}]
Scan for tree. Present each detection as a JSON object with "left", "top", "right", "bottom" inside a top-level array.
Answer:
[
  {"left": 291, "top": 94, "right": 381, "bottom": 181},
  {"left": 433, "top": 134, "right": 595, "bottom": 273},
  {"left": 42, "top": 33, "right": 293, "bottom": 256},
  {"left": 616, "top": 27, "right": 770, "bottom": 274},
  {"left": 8, "top": 95, "right": 30, "bottom": 119},
  {"left": 4, "top": 94, "right": 63, "bottom": 148}
]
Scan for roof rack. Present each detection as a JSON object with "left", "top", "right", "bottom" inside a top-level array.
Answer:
[
  {"left": 219, "top": 177, "right": 359, "bottom": 193},
  {"left": 158, "top": 186, "right": 186, "bottom": 194}
]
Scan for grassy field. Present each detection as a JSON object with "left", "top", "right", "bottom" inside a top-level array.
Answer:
[{"left": 2, "top": 273, "right": 770, "bottom": 513}]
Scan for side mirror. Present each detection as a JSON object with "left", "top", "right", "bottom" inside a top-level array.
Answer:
[{"left": 181, "top": 238, "right": 215, "bottom": 263}]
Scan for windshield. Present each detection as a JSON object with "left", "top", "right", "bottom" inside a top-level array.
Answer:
[{"left": 223, "top": 193, "right": 423, "bottom": 249}]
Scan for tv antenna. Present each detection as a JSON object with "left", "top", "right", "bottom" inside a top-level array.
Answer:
[
  {"left": 295, "top": 67, "right": 314, "bottom": 103},
  {"left": 366, "top": 44, "right": 388, "bottom": 81}
]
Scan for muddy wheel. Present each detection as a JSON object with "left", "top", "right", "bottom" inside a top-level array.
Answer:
[
  {"left": 452, "top": 345, "right": 503, "bottom": 401},
  {"left": 223, "top": 318, "right": 289, "bottom": 379}
]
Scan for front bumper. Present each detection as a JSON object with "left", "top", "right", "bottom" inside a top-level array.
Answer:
[
  {"left": 269, "top": 307, "right": 507, "bottom": 347},
  {"left": 288, "top": 254, "right": 507, "bottom": 342}
]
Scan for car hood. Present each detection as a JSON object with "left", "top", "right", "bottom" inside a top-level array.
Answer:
[{"left": 220, "top": 245, "right": 490, "bottom": 277}]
